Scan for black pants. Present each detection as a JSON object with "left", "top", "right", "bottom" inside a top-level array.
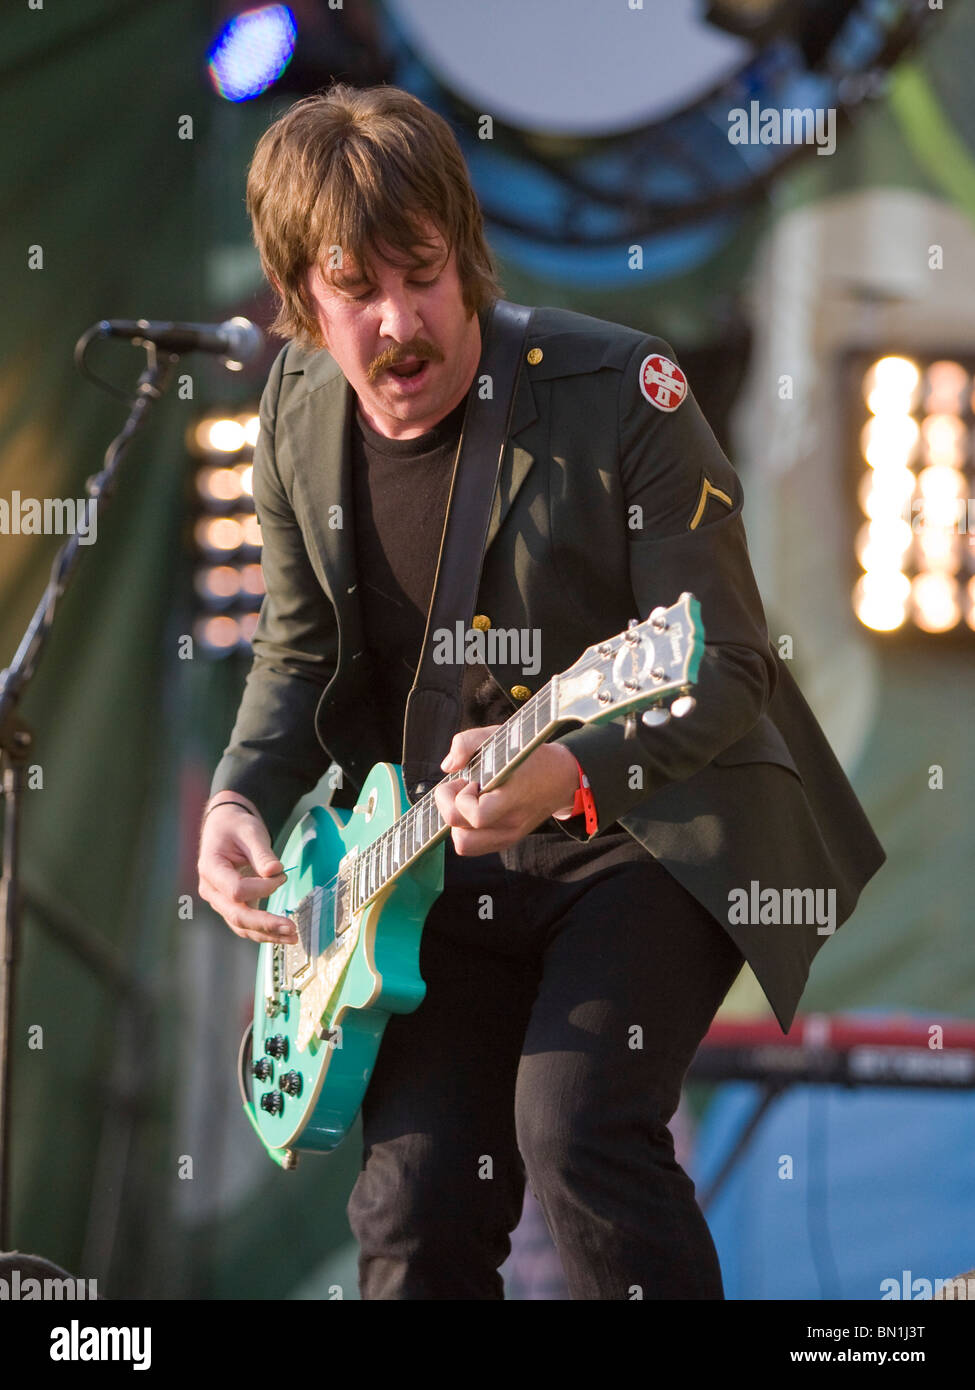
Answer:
[{"left": 346, "top": 826, "right": 745, "bottom": 1300}]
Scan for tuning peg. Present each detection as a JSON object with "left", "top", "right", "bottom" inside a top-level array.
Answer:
[
  {"left": 641, "top": 707, "right": 671, "bottom": 728},
  {"left": 627, "top": 618, "right": 640, "bottom": 628},
  {"left": 671, "top": 695, "right": 697, "bottom": 719}
]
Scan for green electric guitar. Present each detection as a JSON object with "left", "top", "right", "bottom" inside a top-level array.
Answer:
[{"left": 239, "top": 593, "right": 703, "bottom": 1168}]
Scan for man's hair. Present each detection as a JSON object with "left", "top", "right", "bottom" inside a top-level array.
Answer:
[{"left": 246, "top": 83, "right": 503, "bottom": 349}]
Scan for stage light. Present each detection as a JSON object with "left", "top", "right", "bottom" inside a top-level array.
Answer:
[
  {"left": 860, "top": 413, "right": 919, "bottom": 469},
  {"left": 194, "top": 614, "right": 243, "bottom": 655},
  {"left": 924, "top": 360, "right": 969, "bottom": 414},
  {"left": 240, "top": 514, "right": 262, "bottom": 548},
  {"left": 189, "top": 417, "right": 248, "bottom": 456},
  {"left": 855, "top": 519, "right": 912, "bottom": 571},
  {"left": 189, "top": 403, "right": 263, "bottom": 656},
  {"left": 196, "top": 466, "right": 245, "bottom": 504},
  {"left": 858, "top": 467, "right": 915, "bottom": 520},
  {"left": 852, "top": 574, "right": 907, "bottom": 633},
  {"left": 850, "top": 351, "right": 974, "bottom": 639},
  {"left": 207, "top": 6, "right": 297, "bottom": 103},
  {"left": 862, "top": 356, "right": 920, "bottom": 416},
  {"left": 916, "top": 489, "right": 966, "bottom": 532},
  {"left": 915, "top": 528, "right": 961, "bottom": 573},
  {"left": 920, "top": 413, "right": 966, "bottom": 466},
  {"left": 239, "top": 563, "right": 265, "bottom": 597},
  {"left": 918, "top": 464, "right": 965, "bottom": 501},
  {"left": 194, "top": 565, "right": 242, "bottom": 603},
  {"left": 912, "top": 573, "right": 961, "bottom": 633},
  {"left": 196, "top": 516, "right": 245, "bottom": 553},
  {"left": 207, "top": 418, "right": 247, "bottom": 453}
]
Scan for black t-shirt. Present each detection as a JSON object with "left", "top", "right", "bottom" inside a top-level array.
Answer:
[{"left": 351, "top": 393, "right": 514, "bottom": 765}]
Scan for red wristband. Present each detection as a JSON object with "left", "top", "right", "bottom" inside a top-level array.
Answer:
[{"left": 567, "top": 758, "right": 598, "bottom": 835}]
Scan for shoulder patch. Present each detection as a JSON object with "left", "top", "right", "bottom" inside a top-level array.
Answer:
[{"left": 639, "top": 353, "right": 687, "bottom": 412}]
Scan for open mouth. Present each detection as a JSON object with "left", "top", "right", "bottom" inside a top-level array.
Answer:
[{"left": 388, "top": 359, "right": 427, "bottom": 379}]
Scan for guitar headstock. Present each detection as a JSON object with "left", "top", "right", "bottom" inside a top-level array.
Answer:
[{"left": 555, "top": 593, "right": 704, "bottom": 729}]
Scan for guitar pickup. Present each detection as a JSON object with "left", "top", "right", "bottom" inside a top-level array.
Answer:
[
  {"left": 334, "top": 870, "right": 353, "bottom": 938},
  {"left": 264, "top": 942, "right": 283, "bottom": 1018},
  {"left": 284, "top": 888, "right": 324, "bottom": 990}
]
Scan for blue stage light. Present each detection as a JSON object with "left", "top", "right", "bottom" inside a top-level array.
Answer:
[{"left": 208, "top": 5, "right": 297, "bottom": 103}]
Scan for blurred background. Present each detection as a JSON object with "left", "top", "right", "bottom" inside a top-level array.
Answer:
[{"left": 1, "top": 0, "right": 972, "bottom": 1300}]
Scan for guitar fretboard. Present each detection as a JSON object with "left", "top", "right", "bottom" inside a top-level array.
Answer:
[{"left": 349, "top": 679, "right": 557, "bottom": 912}]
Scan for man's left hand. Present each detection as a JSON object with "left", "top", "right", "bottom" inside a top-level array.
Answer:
[{"left": 433, "top": 724, "right": 581, "bottom": 855}]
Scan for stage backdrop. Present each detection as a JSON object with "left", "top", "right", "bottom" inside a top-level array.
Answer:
[{"left": 2, "top": 0, "right": 972, "bottom": 1300}]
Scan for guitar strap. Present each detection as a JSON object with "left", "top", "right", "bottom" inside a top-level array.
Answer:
[{"left": 401, "top": 298, "right": 533, "bottom": 803}]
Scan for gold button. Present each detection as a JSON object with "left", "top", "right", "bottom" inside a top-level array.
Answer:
[
  {"left": 472, "top": 614, "right": 491, "bottom": 630},
  {"left": 526, "top": 347, "right": 543, "bottom": 365},
  {"left": 510, "top": 684, "right": 531, "bottom": 701}
]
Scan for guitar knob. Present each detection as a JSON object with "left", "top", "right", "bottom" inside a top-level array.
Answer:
[
  {"left": 264, "top": 1034, "right": 289, "bottom": 1060},
  {"left": 260, "top": 1091, "right": 284, "bottom": 1114},
  {"left": 251, "top": 1058, "right": 273, "bottom": 1081},
  {"left": 671, "top": 695, "right": 697, "bottom": 719},
  {"left": 641, "top": 708, "right": 671, "bottom": 728},
  {"left": 279, "top": 1070, "right": 303, "bottom": 1096}
]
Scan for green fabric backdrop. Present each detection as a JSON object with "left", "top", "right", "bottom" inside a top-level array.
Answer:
[{"left": 1, "top": 0, "right": 971, "bottom": 1299}]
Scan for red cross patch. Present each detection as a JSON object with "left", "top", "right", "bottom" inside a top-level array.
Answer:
[{"left": 639, "top": 354, "right": 687, "bottom": 412}]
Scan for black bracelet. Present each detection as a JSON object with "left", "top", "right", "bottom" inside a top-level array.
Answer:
[{"left": 202, "top": 800, "right": 258, "bottom": 825}]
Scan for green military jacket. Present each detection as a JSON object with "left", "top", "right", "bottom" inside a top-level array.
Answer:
[{"left": 211, "top": 302, "right": 885, "bottom": 1032}]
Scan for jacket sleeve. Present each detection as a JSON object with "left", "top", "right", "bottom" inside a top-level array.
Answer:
[
  {"left": 555, "top": 333, "right": 777, "bottom": 836},
  {"left": 208, "top": 348, "right": 338, "bottom": 843}
]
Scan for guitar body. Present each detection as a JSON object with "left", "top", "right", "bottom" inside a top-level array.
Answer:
[
  {"left": 237, "top": 594, "right": 704, "bottom": 1168},
  {"left": 243, "top": 762, "right": 445, "bottom": 1168}
]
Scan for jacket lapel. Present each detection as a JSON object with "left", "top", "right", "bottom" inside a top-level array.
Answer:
[
  {"left": 289, "top": 359, "right": 359, "bottom": 623},
  {"left": 484, "top": 362, "right": 539, "bottom": 555}
]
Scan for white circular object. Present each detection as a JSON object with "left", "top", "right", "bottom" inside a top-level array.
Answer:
[{"left": 386, "top": 0, "right": 748, "bottom": 135}]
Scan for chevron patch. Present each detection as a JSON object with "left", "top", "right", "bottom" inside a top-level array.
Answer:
[{"left": 689, "top": 476, "right": 733, "bottom": 531}]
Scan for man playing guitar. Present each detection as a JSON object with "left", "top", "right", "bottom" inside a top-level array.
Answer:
[{"left": 197, "top": 84, "right": 884, "bottom": 1300}]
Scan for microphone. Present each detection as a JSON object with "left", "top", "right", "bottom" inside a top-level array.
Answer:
[{"left": 97, "top": 316, "right": 263, "bottom": 365}]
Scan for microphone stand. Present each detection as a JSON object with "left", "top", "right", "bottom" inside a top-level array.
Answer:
[{"left": 0, "top": 340, "right": 177, "bottom": 1249}]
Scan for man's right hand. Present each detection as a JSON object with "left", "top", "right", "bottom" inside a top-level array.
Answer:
[{"left": 197, "top": 800, "right": 297, "bottom": 944}]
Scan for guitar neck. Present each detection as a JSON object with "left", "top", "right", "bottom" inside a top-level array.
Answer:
[
  {"left": 349, "top": 679, "right": 562, "bottom": 913},
  {"left": 345, "top": 592, "right": 705, "bottom": 915}
]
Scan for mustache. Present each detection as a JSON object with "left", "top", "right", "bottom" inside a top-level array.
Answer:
[{"left": 367, "top": 338, "right": 443, "bottom": 382}]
